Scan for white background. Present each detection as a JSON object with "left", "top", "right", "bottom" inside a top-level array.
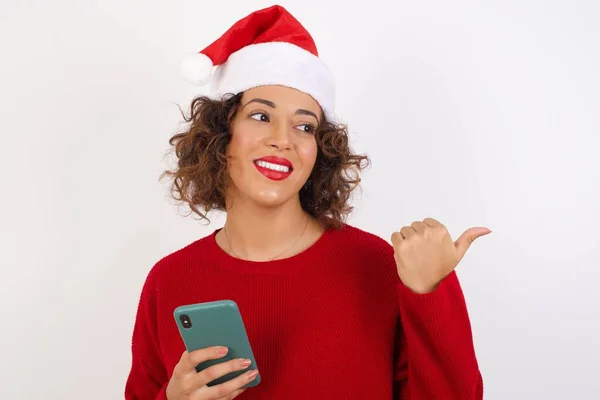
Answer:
[{"left": 1, "top": 0, "right": 599, "bottom": 398}]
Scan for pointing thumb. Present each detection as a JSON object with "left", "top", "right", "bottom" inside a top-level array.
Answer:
[{"left": 454, "top": 227, "right": 491, "bottom": 259}]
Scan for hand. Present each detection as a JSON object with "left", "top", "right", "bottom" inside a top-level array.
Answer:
[
  {"left": 391, "top": 217, "right": 491, "bottom": 294},
  {"left": 166, "top": 346, "right": 258, "bottom": 400}
]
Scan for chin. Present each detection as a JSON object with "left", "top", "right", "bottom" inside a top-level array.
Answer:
[
  {"left": 251, "top": 194, "right": 291, "bottom": 208},
  {"left": 228, "top": 171, "right": 305, "bottom": 208},
  {"left": 248, "top": 188, "right": 298, "bottom": 208}
]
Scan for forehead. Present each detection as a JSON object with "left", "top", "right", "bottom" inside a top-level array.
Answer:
[{"left": 241, "top": 85, "right": 322, "bottom": 114}]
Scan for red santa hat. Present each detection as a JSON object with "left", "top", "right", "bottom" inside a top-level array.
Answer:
[{"left": 181, "top": 5, "right": 335, "bottom": 119}]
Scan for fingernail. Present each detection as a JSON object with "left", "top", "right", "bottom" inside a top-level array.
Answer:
[
  {"left": 240, "top": 358, "right": 251, "bottom": 368},
  {"left": 247, "top": 370, "right": 258, "bottom": 380},
  {"left": 216, "top": 346, "right": 228, "bottom": 356}
]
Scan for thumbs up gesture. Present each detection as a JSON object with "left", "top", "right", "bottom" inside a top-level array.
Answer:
[{"left": 391, "top": 218, "right": 491, "bottom": 294}]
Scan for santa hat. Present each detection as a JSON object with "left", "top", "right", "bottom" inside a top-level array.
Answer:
[{"left": 181, "top": 5, "right": 335, "bottom": 119}]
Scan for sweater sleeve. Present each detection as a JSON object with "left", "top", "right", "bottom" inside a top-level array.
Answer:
[
  {"left": 125, "top": 268, "right": 170, "bottom": 400},
  {"left": 394, "top": 271, "right": 483, "bottom": 400}
]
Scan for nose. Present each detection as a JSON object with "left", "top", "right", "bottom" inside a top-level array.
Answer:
[{"left": 265, "top": 121, "right": 292, "bottom": 150}]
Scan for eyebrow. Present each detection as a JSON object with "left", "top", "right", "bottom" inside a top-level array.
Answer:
[{"left": 243, "top": 98, "right": 320, "bottom": 122}]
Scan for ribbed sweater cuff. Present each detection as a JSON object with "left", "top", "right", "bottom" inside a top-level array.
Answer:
[{"left": 396, "top": 271, "right": 480, "bottom": 398}]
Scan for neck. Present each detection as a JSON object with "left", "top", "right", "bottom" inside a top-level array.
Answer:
[{"left": 221, "top": 195, "right": 312, "bottom": 261}]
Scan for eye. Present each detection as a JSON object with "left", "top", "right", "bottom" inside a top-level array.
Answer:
[
  {"left": 296, "top": 123, "right": 316, "bottom": 134},
  {"left": 249, "top": 112, "right": 269, "bottom": 122}
]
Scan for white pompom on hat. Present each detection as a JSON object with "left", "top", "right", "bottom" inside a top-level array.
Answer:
[{"left": 181, "top": 52, "right": 214, "bottom": 86}]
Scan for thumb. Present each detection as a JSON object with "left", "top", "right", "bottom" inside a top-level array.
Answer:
[{"left": 454, "top": 227, "right": 491, "bottom": 258}]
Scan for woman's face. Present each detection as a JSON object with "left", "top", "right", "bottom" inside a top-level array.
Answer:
[{"left": 226, "top": 85, "right": 321, "bottom": 208}]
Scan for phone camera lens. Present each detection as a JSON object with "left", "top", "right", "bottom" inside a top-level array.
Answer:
[{"left": 180, "top": 314, "right": 192, "bottom": 329}]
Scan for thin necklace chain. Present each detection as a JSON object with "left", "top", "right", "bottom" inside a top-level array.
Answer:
[{"left": 223, "top": 215, "right": 310, "bottom": 261}]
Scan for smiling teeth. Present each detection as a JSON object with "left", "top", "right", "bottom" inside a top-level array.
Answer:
[{"left": 256, "top": 160, "right": 290, "bottom": 173}]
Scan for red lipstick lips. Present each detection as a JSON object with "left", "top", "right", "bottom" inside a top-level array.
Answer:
[{"left": 253, "top": 156, "right": 293, "bottom": 181}]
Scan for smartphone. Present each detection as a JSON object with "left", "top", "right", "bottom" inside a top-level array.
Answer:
[{"left": 173, "top": 299, "right": 260, "bottom": 388}]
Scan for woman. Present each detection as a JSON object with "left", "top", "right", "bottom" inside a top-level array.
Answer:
[{"left": 125, "top": 5, "right": 490, "bottom": 400}]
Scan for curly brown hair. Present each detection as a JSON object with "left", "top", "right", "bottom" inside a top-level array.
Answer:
[{"left": 161, "top": 91, "right": 370, "bottom": 229}]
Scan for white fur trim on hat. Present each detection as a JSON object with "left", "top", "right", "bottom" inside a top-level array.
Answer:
[{"left": 210, "top": 42, "right": 336, "bottom": 120}]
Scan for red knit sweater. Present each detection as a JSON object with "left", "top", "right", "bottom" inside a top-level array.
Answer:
[{"left": 125, "top": 224, "right": 483, "bottom": 399}]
